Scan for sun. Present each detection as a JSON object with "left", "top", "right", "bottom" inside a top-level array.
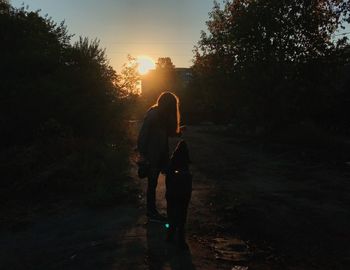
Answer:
[{"left": 136, "top": 56, "right": 155, "bottom": 75}]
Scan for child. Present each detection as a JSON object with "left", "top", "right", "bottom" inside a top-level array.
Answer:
[{"left": 165, "top": 140, "right": 192, "bottom": 249}]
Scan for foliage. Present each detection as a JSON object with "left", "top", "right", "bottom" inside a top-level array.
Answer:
[
  {"left": 0, "top": 2, "right": 133, "bottom": 214},
  {"left": 117, "top": 54, "right": 141, "bottom": 96},
  {"left": 192, "top": 0, "right": 350, "bottom": 132},
  {"left": 156, "top": 57, "right": 175, "bottom": 70}
]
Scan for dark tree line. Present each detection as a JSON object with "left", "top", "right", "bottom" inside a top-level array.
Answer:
[
  {"left": 0, "top": 1, "right": 133, "bottom": 212},
  {"left": 1, "top": 7, "right": 123, "bottom": 145},
  {"left": 188, "top": 0, "right": 350, "bottom": 134}
]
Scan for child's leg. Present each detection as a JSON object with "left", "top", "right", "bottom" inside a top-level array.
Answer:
[
  {"left": 166, "top": 199, "right": 176, "bottom": 242},
  {"left": 177, "top": 201, "right": 189, "bottom": 248}
]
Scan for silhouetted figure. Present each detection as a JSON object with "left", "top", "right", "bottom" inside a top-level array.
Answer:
[
  {"left": 165, "top": 140, "right": 192, "bottom": 249},
  {"left": 137, "top": 92, "right": 182, "bottom": 221}
]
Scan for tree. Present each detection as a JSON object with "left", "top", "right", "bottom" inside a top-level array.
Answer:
[
  {"left": 0, "top": 1, "right": 127, "bottom": 150},
  {"left": 117, "top": 55, "right": 141, "bottom": 96},
  {"left": 0, "top": 0, "right": 9, "bottom": 11},
  {"left": 0, "top": 2, "right": 131, "bottom": 208},
  {"left": 156, "top": 57, "right": 175, "bottom": 70},
  {"left": 192, "top": 0, "right": 350, "bottom": 128}
]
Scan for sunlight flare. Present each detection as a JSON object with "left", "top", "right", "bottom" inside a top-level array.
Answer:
[{"left": 136, "top": 56, "right": 155, "bottom": 75}]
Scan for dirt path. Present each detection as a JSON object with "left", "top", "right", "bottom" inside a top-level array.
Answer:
[
  {"left": 183, "top": 125, "right": 350, "bottom": 270},
  {"left": 0, "top": 129, "right": 232, "bottom": 270},
  {"left": 4, "top": 125, "right": 346, "bottom": 269}
]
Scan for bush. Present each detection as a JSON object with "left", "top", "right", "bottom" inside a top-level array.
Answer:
[{"left": 0, "top": 2, "right": 134, "bottom": 223}]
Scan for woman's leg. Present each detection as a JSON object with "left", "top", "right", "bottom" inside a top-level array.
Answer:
[{"left": 147, "top": 168, "right": 160, "bottom": 215}]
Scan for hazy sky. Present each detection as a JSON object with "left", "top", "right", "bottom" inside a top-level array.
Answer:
[
  {"left": 12, "top": 0, "right": 215, "bottom": 71},
  {"left": 10, "top": 0, "right": 350, "bottom": 72}
]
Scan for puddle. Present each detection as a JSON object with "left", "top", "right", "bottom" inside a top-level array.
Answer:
[
  {"left": 212, "top": 237, "right": 251, "bottom": 262},
  {"left": 231, "top": 266, "right": 248, "bottom": 270}
]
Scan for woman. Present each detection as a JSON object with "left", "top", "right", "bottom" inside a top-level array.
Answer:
[{"left": 137, "top": 91, "right": 182, "bottom": 220}]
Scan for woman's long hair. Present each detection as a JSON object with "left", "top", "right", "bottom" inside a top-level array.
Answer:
[{"left": 152, "top": 91, "right": 180, "bottom": 135}]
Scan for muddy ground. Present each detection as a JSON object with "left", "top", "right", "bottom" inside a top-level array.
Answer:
[
  {"left": 184, "top": 125, "right": 350, "bottom": 270},
  {"left": 0, "top": 125, "right": 349, "bottom": 269}
]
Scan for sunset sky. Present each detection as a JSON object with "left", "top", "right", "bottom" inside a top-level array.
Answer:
[
  {"left": 12, "top": 0, "right": 215, "bottom": 72},
  {"left": 11, "top": 0, "right": 350, "bottom": 73}
]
